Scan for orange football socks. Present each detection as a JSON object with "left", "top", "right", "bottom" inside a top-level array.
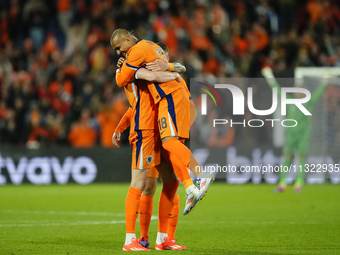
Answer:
[
  {"left": 158, "top": 180, "right": 179, "bottom": 233},
  {"left": 139, "top": 195, "right": 153, "bottom": 240},
  {"left": 162, "top": 138, "right": 190, "bottom": 167},
  {"left": 161, "top": 139, "right": 193, "bottom": 189},
  {"left": 125, "top": 186, "right": 143, "bottom": 234},
  {"left": 168, "top": 194, "right": 180, "bottom": 239}
]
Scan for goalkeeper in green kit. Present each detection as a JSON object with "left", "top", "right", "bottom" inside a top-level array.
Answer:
[{"left": 261, "top": 67, "right": 327, "bottom": 193}]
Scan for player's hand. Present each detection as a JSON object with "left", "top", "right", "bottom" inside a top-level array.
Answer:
[
  {"left": 175, "top": 73, "right": 181, "bottom": 83},
  {"left": 261, "top": 67, "right": 274, "bottom": 79},
  {"left": 112, "top": 131, "right": 121, "bottom": 147},
  {"left": 146, "top": 59, "right": 169, "bottom": 72},
  {"left": 117, "top": 57, "right": 126, "bottom": 68}
]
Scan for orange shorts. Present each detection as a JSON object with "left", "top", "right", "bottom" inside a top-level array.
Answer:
[
  {"left": 130, "top": 130, "right": 161, "bottom": 170},
  {"left": 148, "top": 155, "right": 175, "bottom": 179},
  {"left": 148, "top": 166, "right": 160, "bottom": 178},
  {"left": 147, "top": 138, "right": 184, "bottom": 179},
  {"left": 158, "top": 88, "right": 190, "bottom": 140}
]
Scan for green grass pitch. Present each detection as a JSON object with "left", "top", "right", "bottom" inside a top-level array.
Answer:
[{"left": 1, "top": 183, "right": 340, "bottom": 254}]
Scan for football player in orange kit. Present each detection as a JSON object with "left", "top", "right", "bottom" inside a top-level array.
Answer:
[
  {"left": 112, "top": 64, "right": 183, "bottom": 250},
  {"left": 111, "top": 29, "right": 214, "bottom": 213},
  {"left": 113, "top": 42, "right": 196, "bottom": 250},
  {"left": 113, "top": 66, "right": 187, "bottom": 250},
  {"left": 110, "top": 29, "right": 214, "bottom": 250}
]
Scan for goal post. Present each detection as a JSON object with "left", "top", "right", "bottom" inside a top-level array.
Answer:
[
  {"left": 295, "top": 67, "right": 340, "bottom": 78},
  {"left": 294, "top": 67, "right": 340, "bottom": 177}
]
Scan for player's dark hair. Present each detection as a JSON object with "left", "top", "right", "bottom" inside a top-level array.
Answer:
[{"left": 156, "top": 42, "right": 169, "bottom": 54}]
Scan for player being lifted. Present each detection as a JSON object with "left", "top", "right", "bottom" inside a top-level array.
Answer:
[
  {"left": 262, "top": 67, "right": 327, "bottom": 193},
  {"left": 113, "top": 42, "right": 196, "bottom": 251},
  {"left": 110, "top": 34, "right": 208, "bottom": 250},
  {"left": 110, "top": 29, "right": 214, "bottom": 213}
]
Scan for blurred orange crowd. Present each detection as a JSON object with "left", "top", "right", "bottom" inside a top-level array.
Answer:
[{"left": 0, "top": 0, "right": 340, "bottom": 148}]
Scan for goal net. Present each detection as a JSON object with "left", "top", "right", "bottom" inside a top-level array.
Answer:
[{"left": 294, "top": 67, "right": 340, "bottom": 183}]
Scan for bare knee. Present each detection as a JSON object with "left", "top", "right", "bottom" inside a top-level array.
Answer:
[
  {"left": 143, "top": 177, "right": 157, "bottom": 196},
  {"left": 130, "top": 169, "right": 149, "bottom": 191},
  {"left": 162, "top": 136, "right": 178, "bottom": 144},
  {"left": 130, "top": 179, "right": 147, "bottom": 191}
]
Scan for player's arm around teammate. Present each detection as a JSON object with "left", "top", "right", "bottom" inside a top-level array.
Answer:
[
  {"left": 112, "top": 49, "right": 186, "bottom": 250},
  {"left": 146, "top": 59, "right": 186, "bottom": 74},
  {"left": 141, "top": 41, "right": 212, "bottom": 214},
  {"left": 143, "top": 52, "right": 197, "bottom": 126},
  {"left": 111, "top": 29, "right": 214, "bottom": 217},
  {"left": 120, "top": 50, "right": 198, "bottom": 247}
]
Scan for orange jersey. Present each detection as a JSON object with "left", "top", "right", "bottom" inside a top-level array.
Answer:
[
  {"left": 115, "top": 39, "right": 183, "bottom": 104},
  {"left": 158, "top": 88, "right": 190, "bottom": 139},
  {"left": 180, "top": 78, "right": 191, "bottom": 99},
  {"left": 117, "top": 78, "right": 191, "bottom": 133},
  {"left": 123, "top": 79, "right": 158, "bottom": 131}
]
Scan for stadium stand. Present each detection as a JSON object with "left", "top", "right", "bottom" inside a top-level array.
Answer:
[{"left": 0, "top": 0, "right": 340, "bottom": 148}]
